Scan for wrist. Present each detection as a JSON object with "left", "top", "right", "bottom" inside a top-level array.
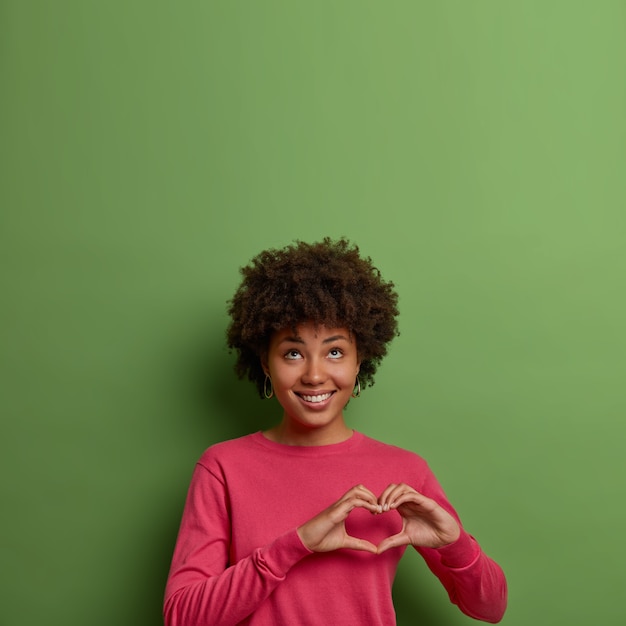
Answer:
[{"left": 435, "top": 530, "right": 479, "bottom": 568}]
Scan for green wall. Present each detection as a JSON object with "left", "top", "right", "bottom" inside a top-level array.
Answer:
[{"left": 2, "top": 2, "right": 625, "bottom": 625}]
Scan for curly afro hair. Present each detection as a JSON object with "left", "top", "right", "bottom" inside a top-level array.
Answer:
[{"left": 226, "top": 237, "right": 400, "bottom": 398}]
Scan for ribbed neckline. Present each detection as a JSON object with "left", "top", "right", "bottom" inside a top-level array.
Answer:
[{"left": 250, "top": 430, "right": 365, "bottom": 456}]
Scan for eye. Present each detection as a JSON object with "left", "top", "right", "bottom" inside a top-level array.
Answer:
[
  {"left": 328, "top": 348, "right": 343, "bottom": 359},
  {"left": 284, "top": 349, "right": 302, "bottom": 360}
]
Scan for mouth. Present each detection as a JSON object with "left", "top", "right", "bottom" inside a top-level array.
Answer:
[{"left": 296, "top": 391, "right": 335, "bottom": 404}]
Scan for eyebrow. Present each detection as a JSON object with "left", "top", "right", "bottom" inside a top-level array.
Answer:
[
  {"left": 278, "top": 334, "right": 350, "bottom": 345},
  {"left": 323, "top": 334, "right": 350, "bottom": 344}
]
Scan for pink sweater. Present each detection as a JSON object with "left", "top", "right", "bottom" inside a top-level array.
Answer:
[{"left": 164, "top": 431, "right": 507, "bottom": 625}]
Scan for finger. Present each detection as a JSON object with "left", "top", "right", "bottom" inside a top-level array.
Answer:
[
  {"left": 343, "top": 535, "right": 378, "bottom": 554},
  {"left": 334, "top": 494, "right": 382, "bottom": 519},
  {"left": 377, "top": 483, "right": 398, "bottom": 511},
  {"left": 379, "top": 483, "right": 417, "bottom": 511},
  {"left": 354, "top": 483, "right": 378, "bottom": 497},
  {"left": 342, "top": 485, "right": 381, "bottom": 513},
  {"left": 389, "top": 490, "right": 436, "bottom": 512},
  {"left": 377, "top": 532, "right": 410, "bottom": 554},
  {"left": 350, "top": 484, "right": 380, "bottom": 504}
]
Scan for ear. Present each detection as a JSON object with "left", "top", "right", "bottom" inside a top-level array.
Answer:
[{"left": 261, "top": 353, "right": 269, "bottom": 377}]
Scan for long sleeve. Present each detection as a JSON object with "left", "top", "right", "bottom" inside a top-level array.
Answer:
[
  {"left": 163, "top": 463, "right": 311, "bottom": 626},
  {"left": 416, "top": 469, "right": 508, "bottom": 623},
  {"left": 163, "top": 432, "right": 506, "bottom": 625}
]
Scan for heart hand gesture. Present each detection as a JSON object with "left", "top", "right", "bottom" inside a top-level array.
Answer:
[
  {"left": 297, "top": 483, "right": 460, "bottom": 555},
  {"left": 376, "top": 483, "right": 460, "bottom": 553},
  {"left": 297, "top": 484, "right": 381, "bottom": 554}
]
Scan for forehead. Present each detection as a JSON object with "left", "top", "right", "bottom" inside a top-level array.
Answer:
[{"left": 271, "top": 323, "right": 353, "bottom": 344}]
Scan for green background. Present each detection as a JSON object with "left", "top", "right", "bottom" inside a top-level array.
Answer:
[{"left": 2, "top": 2, "right": 625, "bottom": 625}]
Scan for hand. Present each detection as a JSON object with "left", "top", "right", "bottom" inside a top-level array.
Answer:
[
  {"left": 297, "top": 485, "right": 381, "bottom": 554},
  {"left": 376, "top": 483, "right": 461, "bottom": 553}
]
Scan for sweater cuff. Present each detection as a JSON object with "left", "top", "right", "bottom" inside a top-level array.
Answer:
[
  {"left": 435, "top": 530, "right": 480, "bottom": 569},
  {"left": 259, "top": 528, "right": 313, "bottom": 577}
]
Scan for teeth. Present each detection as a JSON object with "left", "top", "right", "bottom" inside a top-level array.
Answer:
[{"left": 301, "top": 393, "right": 332, "bottom": 403}]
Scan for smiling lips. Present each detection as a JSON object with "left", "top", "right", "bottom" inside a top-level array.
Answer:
[{"left": 297, "top": 392, "right": 334, "bottom": 404}]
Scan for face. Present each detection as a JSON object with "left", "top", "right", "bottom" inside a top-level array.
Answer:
[{"left": 262, "top": 322, "right": 360, "bottom": 443}]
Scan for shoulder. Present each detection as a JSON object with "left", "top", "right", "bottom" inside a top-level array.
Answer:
[
  {"left": 358, "top": 432, "right": 424, "bottom": 457},
  {"left": 190, "top": 433, "right": 270, "bottom": 487},
  {"left": 348, "top": 432, "right": 440, "bottom": 493},
  {"left": 196, "top": 432, "right": 263, "bottom": 471},
  {"left": 357, "top": 432, "right": 430, "bottom": 470}
]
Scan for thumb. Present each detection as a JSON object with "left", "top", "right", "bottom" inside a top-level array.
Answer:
[
  {"left": 343, "top": 535, "right": 378, "bottom": 554},
  {"left": 376, "top": 532, "right": 409, "bottom": 554}
]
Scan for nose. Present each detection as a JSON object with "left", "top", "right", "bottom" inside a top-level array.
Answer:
[{"left": 301, "top": 357, "right": 326, "bottom": 385}]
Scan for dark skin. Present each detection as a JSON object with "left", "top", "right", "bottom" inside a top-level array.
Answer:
[
  {"left": 297, "top": 483, "right": 461, "bottom": 555},
  {"left": 260, "top": 322, "right": 461, "bottom": 555}
]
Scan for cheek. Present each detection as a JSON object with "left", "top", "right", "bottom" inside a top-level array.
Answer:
[
  {"left": 337, "top": 365, "right": 359, "bottom": 386},
  {"left": 269, "top": 363, "right": 298, "bottom": 388}
]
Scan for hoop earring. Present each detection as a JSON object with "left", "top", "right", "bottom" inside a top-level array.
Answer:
[
  {"left": 263, "top": 375, "right": 274, "bottom": 399},
  {"left": 351, "top": 376, "right": 361, "bottom": 398}
]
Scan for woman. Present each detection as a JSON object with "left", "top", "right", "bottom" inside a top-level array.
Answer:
[{"left": 164, "top": 238, "right": 507, "bottom": 625}]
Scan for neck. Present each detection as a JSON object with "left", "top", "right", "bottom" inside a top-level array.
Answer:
[{"left": 263, "top": 420, "right": 353, "bottom": 447}]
